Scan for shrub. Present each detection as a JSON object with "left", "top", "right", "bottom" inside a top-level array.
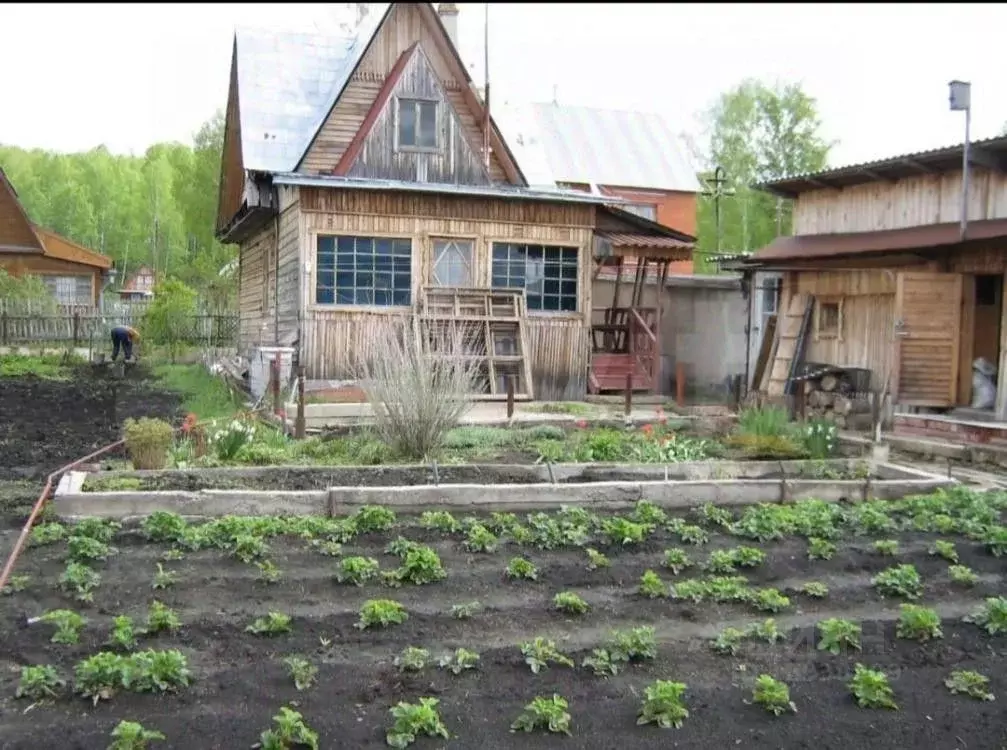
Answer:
[
  {"left": 463, "top": 524, "right": 498, "bottom": 553},
  {"left": 553, "top": 591, "right": 589, "bottom": 615},
  {"left": 637, "top": 680, "right": 689, "bottom": 728},
  {"left": 751, "top": 588, "right": 790, "bottom": 613},
  {"left": 16, "top": 665, "right": 64, "bottom": 701},
  {"left": 872, "top": 539, "right": 899, "bottom": 556},
  {"left": 945, "top": 670, "right": 995, "bottom": 701},
  {"left": 387, "top": 697, "right": 451, "bottom": 747},
  {"left": 711, "top": 627, "right": 745, "bottom": 655},
  {"left": 108, "top": 720, "right": 165, "bottom": 749},
  {"left": 258, "top": 707, "right": 319, "bottom": 750},
  {"left": 609, "top": 626, "right": 658, "bottom": 662},
  {"left": 142, "top": 278, "right": 198, "bottom": 363},
  {"left": 752, "top": 674, "right": 796, "bottom": 715},
  {"left": 511, "top": 695, "right": 571, "bottom": 735},
  {"left": 896, "top": 604, "right": 943, "bottom": 642},
  {"left": 817, "top": 618, "right": 861, "bottom": 655},
  {"left": 391, "top": 546, "right": 446, "bottom": 586},
  {"left": 353, "top": 505, "right": 397, "bottom": 533},
  {"left": 357, "top": 599, "right": 407, "bottom": 630},
  {"left": 144, "top": 601, "right": 181, "bottom": 634},
  {"left": 848, "top": 663, "right": 897, "bottom": 709},
  {"left": 124, "top": 418, "right": 174, "bottom": 470}
]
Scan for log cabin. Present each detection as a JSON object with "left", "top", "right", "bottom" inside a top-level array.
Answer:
[
  {"left": 737, "top": 135, "right": 1007, "bottom": 434},
  {"left": 0, "top": 168, "right": 113, "bottom": 307},
  {"left": 215, "top": 2, "right": 694, "bottom": 401}
]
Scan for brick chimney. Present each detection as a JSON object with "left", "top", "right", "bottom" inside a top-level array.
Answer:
[{"left": 438, "top": 3, "right": 459, "bottom": 50}]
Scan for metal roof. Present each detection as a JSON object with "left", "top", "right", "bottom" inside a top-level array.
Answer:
[
  {"left": 270, "top": 173, "right": 617, "bottom": 204},
  {"left": 500, "top": 103, "right": 701, "bottom": 193},
  {"left": 760, "top": 135, "right": 1007, "bottom": 198},
  {"left": 597, "top": 232, "right": 693, "bottom": 250}
]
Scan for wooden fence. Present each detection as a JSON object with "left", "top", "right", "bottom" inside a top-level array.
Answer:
[{"left": 0, "top": 310, "right": 238, "bottom": 347}]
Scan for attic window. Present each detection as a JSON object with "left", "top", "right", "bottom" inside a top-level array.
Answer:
[{"left": 397, "top": 98, "right": 439, "bottom": 150}]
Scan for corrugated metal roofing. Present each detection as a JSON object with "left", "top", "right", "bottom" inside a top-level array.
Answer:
[{"left": 500, "top": 103, "right": 701, "bottom": 193}]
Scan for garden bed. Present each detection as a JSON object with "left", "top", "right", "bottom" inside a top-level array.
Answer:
[{"left": 0, "top": 492, "right": 1004, "bottom": 748}]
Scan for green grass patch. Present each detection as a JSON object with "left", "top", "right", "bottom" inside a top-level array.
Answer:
[
  {"left": 0, "top": 353, "right": 83, "bottom": 380},
  {"left": 153, "top": 364, "right": 244, "bottom": 421},
  {"left": 524, "top": 402, "right": 596, "bottom": 416}
]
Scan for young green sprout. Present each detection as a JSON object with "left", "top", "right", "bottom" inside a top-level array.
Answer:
[
  {"left": 895, "top": 604, "right": 943, "bottom": 642},
  {"left": 553, "top": 591, "right": 589, "bottom": 615},
  {"left": 506, "top": 557, "right": 538, "bottom": 581},
  {"left": 394, "top": 647, "right": 430, "bottom": 673},
  {"left": 520, "top": 637, "right": 574, "bottom": 674},
  {"left": 108, "top": 720, "right": 165, "bottom": 749},
  {"left": 255, "top": 560, "right": 282, "bottom": 584},
  {"left": 637, "top": 680, "right": 689, "bottom": 728},
  {"left": 511, "top": 695, "right": 572, "bottom": 736},
  {"left": 356, "top": 599, "right": 407, "bottom": 630},
  {"left": 151, "top": 563, "right": 177, "bottom": 590},
  {"left": 438, "top": 648, "right": 480, "bottom": 675},
  {"left": 283, "top": 656, "right": 318, "bottom": 690},
  {"left": 258, "top": 707, "right": 319, "bottom": 750},
  {"left": 848, "top": 663, "right": 897, "bottom": 709},
  {"left": 387, "top": 697, "right": 451, "bottom": 748},
  {"left": 15, "top": 665, "right": 64, "bottom": 701},
  {"left": 817, "top": 618, "right": 862, "bottom": 655},
  {"left": 584, "top": 548, "right": 610, "bottom": 570},
  {"left": 752, "top": 674, "right": 796, "bottom": 715},
  {"left": 638, "top": 570, "right": 669, "bottom": 598},
  {"left": 945, "top": 670, "right": 995, "bottom": 701},
  {"left": 245, "top": 612, "right": 292, "bottom": 636},
  {"left": 449, "top": 601, "right": 482, "bottom": 620}
]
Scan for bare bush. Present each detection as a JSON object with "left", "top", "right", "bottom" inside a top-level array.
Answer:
[{"left": 355, "top": 321, "right": 484, "bottom": 459}]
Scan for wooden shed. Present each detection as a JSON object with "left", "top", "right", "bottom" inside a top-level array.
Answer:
[
  {"left": 0, "top": 168, "right": 112, "bottom": 306},
  {"left": 739, "top": 136, "right": 1007, "bottom": 423},
  {"left": 215, "top": 2, "right": 688, "bottom": 401}
]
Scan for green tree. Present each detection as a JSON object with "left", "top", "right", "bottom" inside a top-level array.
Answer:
[
  {"left": 695, "top": 78, "right": 833, "bottom": 270},
  {"left": 142, "top": 278, "right": 198, "bottom": 362}
]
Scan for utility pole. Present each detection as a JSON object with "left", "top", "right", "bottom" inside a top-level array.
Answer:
[{"left": 701, "top": 166, "right": 736, "bottom": 254}]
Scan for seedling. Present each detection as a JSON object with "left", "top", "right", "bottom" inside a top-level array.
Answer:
[
  {"left": 258, "top": 706, "right": 319, "bottom": 750},
  {"left": 638, "top": 570, "right": 668, "bottom": 598},
  {"left": 108, "top": 615, "right": 138, "bottom": 649},
  {"left": 520, "top": 637, "right": 574, "bottom": 674},
  {"left": 733, "top": 546, "right": 766, "bottom": 568},
  {"left": 309, "top": 539, "right": 343, "bottom": 557},
  {"left": 817, "top": 618, "right": 862, "bottom": 655},
  {"left": 751, "top": 588, "right": 790, "bottom": 613},
  {"left": 39, "top": 609, "right": 86, "bottom": 644},
  {"left": 983, "top": 525, "right": 1007, "bottom": 557},
  {"left": 246, "top": 611, "right": 292, "bottom": 636},
  {"left": 74, "top": 651, "right": 128, "bottom": 704},
  {"left": 283, "top": 656, "right": 318, "bottom": 690},
  {"left": 506, "top": 557, "right": 539, "bottom": 581},
  {"left": 807, "top": 537, "right": 836, "bottom": 560},
  {"left": 151, "top": 564, "right": 177, "bottom": 590},
  {"left": 706, "top": 576, "right": 752, "bottom": 603},
  {"left": 711, "top": 627, "right": 745, "bottom": 656},
  {"left": 670, "top": 578, "right": 707, "bottom": 603},
  {"left": 420, "top": 510, "right": 461, "bottom": 533},
  {"left": 73, "top": 518, "right": 120, "bottom": 542},
  {"left": 698, "top": 502, "right": 733, "bottom": 527},
  {"left": 637, "top": 680, "right": 689, "bottom": 729},
  {"left": 705, "top": 550, "right": 738, "bottom": 574},
  {"left": 747, "top": 618, "right": 786, "bottom": 644},
  {"left": 582, "top": 648, "right": 621, "bottom": 676},
  {"left": 31, "top": 521, "right": 68, "bottom": 546},
  {"left": 949, "top": 564, "right": 978, "bottom": 586},
  {"left": 871, "top": 564, "right": 922, "bottom": 600},
  {"left": 353, "top": 505, "right": 397, "bottom": 533},
  {"left": 142, "top": 511, "right": 188, "bottom": 543},
  {"left": 752, "top": 674, "right": 796, "bottom": 715},
  {"left": 335, "top": 556, "right": 380, "bottom": 586},
  {"left": 1, "top": 574, "right": 30, "bottom": 595},
  {"left": 438, "top": 648, "right": 480, "bottom": 675},
  {"left": 584, "top": 548, "right": 610, "bottom": 570},
  {"left": 610, "top": 626, "right": 658, "bottom": 662},
  {"left": 394, "top": 647, "right": 430, "bottom": 673},
  {"left": 386, "top": 697, "right": 451, "bottom": 748},
  {"left": 896, "top": 604, "right": 943, "bottom": 641},
  {"left": 256, "top": 560, "right": 283, "bottom": 584},
  {"left": 385, "top": 536, "right": 421, "bottom": 557},
  {"left": 463, "top": 524, "right": 498, "bottom": 553},
  {"left": 601, "top": 517, "right": 649, "bottom": 546},
  {"left": 144, "top": 601, "right": 181, "bottom": 635},
  {"left": 450, "top": 601, "right": 482, "bottom": 620},
  {"left": 678, "top": 524, "right": 709, "bottom": 545},
  {"left": 800, "top": 581, "right": 829, "bottom": 598},
  {"left": 161, "top": 549, "right": 185, "bottom": 561},
  {"left": 59, "top": 562, "right": 101, "bottom": 603},
  {"left": 872, "top": 540, "right": 899, "bottom": 556},
  {"left": 631, "top": 500, "right": 667, "bottom": 527},
  {"left": 662, "top": 548, "right": 693, "bottom": 575},
  {"left": 511, "top": 695, "right": 572, "bottom": 736},
  {"left": 108, "top": 720, "right": 165, "bottom": 749},
  {"left": 357, "top": 599, "right": 407, "bottom": 630},
  {"left": 15, "top": 665, "right": 64, "bottom": 701},
  {"left": 964, "top": 596, "right": 1007, "bottom": 635},
  {"left": 848, "top": 663, "right": 897, "bottom": 709},
  {"left": 553, "top": 591, "right": 589, "bottom": 615},
  {"left": 929, "top": 540, "right": 959, "bottom": 563},
  {"left": 945, "top": 670, "right": 995, "bottom": 701}
]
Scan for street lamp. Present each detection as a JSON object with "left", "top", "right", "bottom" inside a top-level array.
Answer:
[{"left": 949, "top": 80, "right": 971, "bottom": 241}]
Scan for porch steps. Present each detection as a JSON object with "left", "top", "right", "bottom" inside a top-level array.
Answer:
[
  {"left": 767, "top": 292, "right": 811, "bottom": 397},
  {"left": 589, "top": 353, "right": 653, "bottom": 393}
]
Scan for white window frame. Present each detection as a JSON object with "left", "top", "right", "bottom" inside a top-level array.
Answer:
[
  {"left": 395, "top": 97, "right": 440, "bottom": 152},
  {"left": 430, "top": 238, "right": 475, "bottom": 287},
  {"left": 43, "top": 274, "right": 91, "bottom": 305}
]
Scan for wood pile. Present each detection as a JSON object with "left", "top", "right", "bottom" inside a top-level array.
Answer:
[{"left": 797, "top": 371, "right": 873, "bottom": 429}]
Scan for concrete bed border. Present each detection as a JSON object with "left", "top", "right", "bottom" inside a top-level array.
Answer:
[{"left": 54, "top": 459, "right": 956, "bottom": 520}]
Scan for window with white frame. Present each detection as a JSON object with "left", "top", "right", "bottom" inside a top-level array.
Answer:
[
  {"left": 315, "top": 235, "right": 412, "bottom": 306},
  {"left": 430, "top": 239, "right": 474, "bottom": 287},
  {"left": 623, "top": 203, "right": 658, "bottom": 221},
  {"left": 43, "top": 275, "right": 91, "bottom": 305},
  {"left": 397, "top": 98, "right": 439, "bottom": 150},
  {"left": 491, "top": 243, "right": 578, "bottom": 312}
]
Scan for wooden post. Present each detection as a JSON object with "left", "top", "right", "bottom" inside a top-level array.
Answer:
[
  {"left": 675, "top": 363, "right": 686, "bottom": 406},
  {"left": 295, "top": 364, "right": 306, "bottom": 439},
  {"left": 72, "top": 312, "right": 80, "bottom": 346},
  {"left": 271, "top": 357, "right": 281, "bottom": 416},
  {"left": 624, "top": 373, "right": 633, "bottom": 417},
  {"left": 506, "top": 375, "right": 515, "bottom": 420}
]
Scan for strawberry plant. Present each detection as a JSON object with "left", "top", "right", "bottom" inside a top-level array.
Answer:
[
  {"left": 449, "top": 601, "right": 482, "bottom": 619},
  {"left": 872, "top": 539, "right": 899, "bottom": 556},
  {"left": 246, "top": 612, "right": 292, "bottom": 636},
  {"left": 601, "top": 517, "right": 649, "bottom": 546},
  {"left": 258, "top": 706, "right": 319, "bottom": 750},
  {"left": 752, "top": 674, "right": 796, "bottom": 715},
  {"left": 506, "top": 556, "right": 538, "bottom": 581},
  {"left": 800, "top": 581, "right": 829, "bottom": 598},
  {"left": 357, "top": 599, "right": 407, "bottom": 630},
  {"left": 929, "top": 540, "right": 959, "bottom": 563},
  {"left": 256, "top": 560, "right": 283, "bottom": 584},
  {"left": 353, "top": 505, "right": 396, "bottom": 533},
  {"left": 751, "top": 588, "right": 790, "bottom": 612},
  {"left": 59, "top": 562, "right": 101, "bottom": 602},
  {"left": 151, "top": 563, "right": 177, "bottom": 590},
  {"left": 108, "top": 615, "right": 138, "bottom": 650},
  {"left": 945, "top": 670, "right": 995, "bottom": 701},
  {"left": 896, "top": 604, "right": 943, "bottom": 641},
  {"left": 807, "top": 537, "right": 836, "bottom": 560},
  {"left": 520, "top": 637, "right": 574, "bottom": 674},
  {"left": 711, "top": 627, "right": 745, "bottom": 655},
  {"left": 677, "top": 524, "right": 709, "bottom": 545},
  {"left": 391, "top": 546, "right": 446, "bottom": 585},
  {"left": 949, "top": 564, "right": 978, "bottom": 586},
  {"left": 463, "top": 524, "right": 498, "bottom": 553},
  {"left": 662, "top": 548, "right": 693, "bottom": 574},
  {"left": 553, "top": 591, "right": 589, "bottom": 615},
  {"left": 15, "top": 664, "right": 64, "bottom": 701},
  {"left": 0, "top": 573, "right": 29, "bottom": 596},
  {"left": 39, "top": 609, "right": 85, "bottom": 644},
  {"left": 394, "top": 647, "right": 430, "bottom": 673},
  {"left": 511, "top": 695, "right": 572, "bottom": 736},
  {"left": 438, "top": 648, "right": 479, "bottom": 675},
  {"left": 387, "top": 697, "right": 451, "bottom": 748},
  {"left": 848, "top": 663, "right": 897, "bottom": 709},
  {"left": 283, "top": 656, "right": 317, "bottom": 690},
  {"left": 142, "top": 511, "right": 188, "bottom": 543},
  {"left": 817, "top": 618, "right": 862, "bottom": 655},
  {"left": 335, "top": 556, "right": 380, "bottom": 586},
  {"left": 108, "top": 720, "right": 165, "bottom": 749},
  {"left": 144, "top": 601, "right": 181, "bottom": 634},
  {"left": 585, "top": 548, "right": 610, "bottom": 570},
  {"left": 74, "top": 652, "right": 128, "bottom": 704},
  {"left": 871, "top": 564, "right": 922, "bottom": 600},
  {"left": 638, "top": 570, "right": 668, "bottom": 598},
  {"left": 637, "top": 680, "right": 689, "bottom": 728},
  {"left": 964, "top": 596, "right": 1007, "bottom": 635},
  {"left": 31, "top": 521, "right": 67, "bottom": 546}
]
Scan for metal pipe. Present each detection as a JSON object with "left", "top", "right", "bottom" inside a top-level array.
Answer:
[
  {"left": 961, "top": 106, "right": 971, "bottom": 241},
  {"left": 743, "top": 271, "right": 754, "bottom": 396}
]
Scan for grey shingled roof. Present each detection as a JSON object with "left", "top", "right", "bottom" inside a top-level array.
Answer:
[
  {"left": 511, "top": 103, "right": 701, "bottom": 193},
  {"left": 233, "top": 5, "right": 390, "bottom": 174}
]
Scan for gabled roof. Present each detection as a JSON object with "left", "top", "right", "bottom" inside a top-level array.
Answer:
[
  {"left": 500, "top": 103, "right": 702, "bottom": 193},
  {"left": 0, "top": 168, "right": 44, "bottom": 252}
]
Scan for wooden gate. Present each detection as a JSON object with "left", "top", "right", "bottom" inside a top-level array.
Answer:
[{"left": 893, "top": 272, "right": 962, "bottom": 407}]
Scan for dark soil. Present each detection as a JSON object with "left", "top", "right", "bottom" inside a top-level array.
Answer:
[
  {"left": 0, "top": 519, "right": 1003, "bottom": 749},
  {"left": 0, "top": 364, "right": 182, "bottom": 481}
]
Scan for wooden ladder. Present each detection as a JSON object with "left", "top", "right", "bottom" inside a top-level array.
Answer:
[{"left": 767, "top": 293, "right": 812, "bottom": 397}]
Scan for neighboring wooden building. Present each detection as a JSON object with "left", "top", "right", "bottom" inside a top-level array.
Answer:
[
  {"left": 118, "top": 265, "right": 155, "bottom": 300},
  {"left": 738, "top": 136, "right": 1007, "bottom": 420},
  {"left": 216, "top": 2, "right": 691, "bottom": 401},
  {"left": 0, "top": 168, "right": 112, "bottom": 306}
]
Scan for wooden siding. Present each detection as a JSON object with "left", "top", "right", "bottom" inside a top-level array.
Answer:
[
  {"left": 793, "top": 169, "right": 1007, "bottom": 235},
  {"left": 237, "top": 221, "right": 276, "bottom": 353},
  {"left": 217, "top": 43, "right": 245, "bottom": 233},
  {"left": 276, "top": 202, "right": 300, "bottom": 347},
  {"left": 345, "top": 46, "right": 492, "bottom": 185},
  {"left": 893, "top": 272, "right": 962, "bottom": 406},
  {"left": 298, "top": 3, "right": 509, "bottom": 182},
  {"left": 0, "top": 175, "right": 42, "bottom": 251}
]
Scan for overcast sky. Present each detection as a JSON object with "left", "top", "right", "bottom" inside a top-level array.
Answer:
[{"left": 1, "top": 2, "right": 1004, "bottom": 171}]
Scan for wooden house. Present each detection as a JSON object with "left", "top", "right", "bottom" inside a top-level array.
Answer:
[
  {"left": 738, "top": 136, "right": 1007, "bottom": 426},
  {"left": 118, "top": 265, "right": 156, "bottom": 300},
  {"left": 215, "top": 2, "right": 692, "bottom": 401},
  {"left": 0, "top": 168, "right": 112, "bottom": 306}
]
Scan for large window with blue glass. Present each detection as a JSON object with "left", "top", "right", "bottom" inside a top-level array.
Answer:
[
  {"left": 490, "top": 243, "right": 578, "bottom": 312},
  {"left": 315, "top": 235, "right": 412, "bottom": 306}
]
